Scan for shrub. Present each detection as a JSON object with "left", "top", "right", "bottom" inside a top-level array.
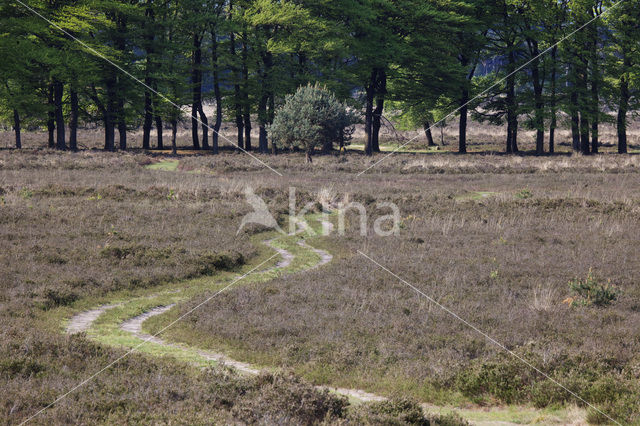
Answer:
[
  {"left": 269, "top": 83, "right": 357, "bottom": 162},
  {"left": 567, "top": 269, "right": 619, "bottom": 307}
]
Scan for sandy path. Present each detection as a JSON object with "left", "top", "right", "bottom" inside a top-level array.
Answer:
[
  {"left": 263, "top": 238, "right": 294, "bottom": 268},
  {"left": 297, "top": 240, "right": 332, "bottom": 268},
  {"left": 120, "top": 305, "right": 260, "bottom": 375},
  {"left": 120, "top": 305, "right": 386, "bottom": 401},
  {"left": 67, "top": 304, "right": 122, "bottom": 334}
]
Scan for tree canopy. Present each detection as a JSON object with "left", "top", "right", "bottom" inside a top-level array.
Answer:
[{"left": 0, "top": 0, "right": 638, "bottom": 154}]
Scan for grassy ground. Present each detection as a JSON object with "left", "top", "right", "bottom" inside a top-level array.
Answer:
[
  {"left": 2, "top": 147, "right": 640, "bottom": 424},
  {"left": 0, "top": 149, "right": 469, "bottom": 425}
]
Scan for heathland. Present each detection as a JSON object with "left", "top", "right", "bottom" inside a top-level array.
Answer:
[{"left": 2, "top": 145, "right": 640, "bottom": 424}]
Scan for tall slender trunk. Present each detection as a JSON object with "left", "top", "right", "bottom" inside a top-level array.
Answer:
[
  {"left": 258, "top": 50, "right": 272, "bottom": 154},
  {"left": 269, "top": 93, "right": 276, "bottom": 154},
  {"left": 104, "top": 79, "right": 116, "bottom": 152},
  {"left": 171, "top": 119, "right": 178, "bottom": 155},
  {"left": 579, "top": 65, "right": 590, "bottom": 154},
  {"left": 364, "top": 69, "right": 376, "bottom": 156},
  {"left": 590, "top": 38, "right": 599, "bottom": 154},
  {"left": 69, "top": 86, "right": 78, "bottom": 151},
  {"left": 143, "top": 89, "right": 152, "bottom": 149},
  {"left": 53, "top": 79, "right": 66, "bottom": 150},
  {"left": 211, "top": 29, "right": 221, "bottom": 154},
  {"left": 242, "top": 36, "right": 251, "bottom": 151},
  {"left": 580, "top": 114, "right": 590, "bottom": 154},
  {"left": 117, "top": 86, "right": 126, "bottom": 150},
  {"left": 424, "top": 121, "right": 436, "bottom": 146},
  {"left": 570, "top": 62, "right": 580, "bottom": 152},
  {"left": 617, "top": 53, "right": 630, "bottom": 154},
  {"left": 142, "top": 7, "right": 154, "bottom": 150},
  {"left": 372, "top": 69, "right": 385, "bottom": 153},
  {"left": 549, "top": 46, "right": 557, "bottom": 154},
  {"left": 230, "top": 29, "right": 243, "bottom": 149},
  {"left": 191, "top": 34, "right": 202, "bottom": 150},
  {"left": 199, "top": 105, "right": 209, "bottom": 149},
  {"left": 115, "top": 15, "right": 127, "bottom": 151},
  {"left": 118, "top": 122, "right": 127, "bottom": 150},
  {"left": 13, "top": 109, "right": 21, "bottom": 149},
  {"left": 458, "top": 56, "right": 476, "bottom": 154},
  {"left": 372, "top": 95, "right": 383, "bottom": 152},
  {"left": 505, "top": 48, "right": 516, "bottom": 154},
  {"left": 47, "top": 83, "right": 55, "bottom": 148},
  {"left": 155, "top": 115, "right": 163, "bottom": 149},
  {"left": 458, "top": 87, "right": 468, "bottom": 154},
  {"left": 528, "top": 39, "right": 544, "bottom": 155}
]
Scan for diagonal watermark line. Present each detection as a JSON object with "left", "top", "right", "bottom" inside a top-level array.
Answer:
[
  {"left": 357, "top": 0, "right": 623, "bottom": 176},
  {"left": 14, "top": 0, "right": 282, "bottom": 177},
  {"left": 18, "top": 252, "right": 280, "bottom": 426},
  {"left": 357, "top": 250, "right": 622, "bottom": 425}
]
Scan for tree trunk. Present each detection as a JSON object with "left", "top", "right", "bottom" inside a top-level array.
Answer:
[
  {"left": 198, "top": 105, "right": 209, "bottom": 150},
  {"left": 117, "top": 94, "right": 126, "bottom": 150},
  {"left": 53, "top": 79, "right": 66, "bottom": 150},
  {"left": 505, "top": 48, "right": 516, "bottom": 154},
  {"left": 269, "top": 94, "right": 276, "bottom": 155},
  {"left": 364, "top": 69, "right": 376, "bottom": 156},
  {"left": 242, "top": 36, "right": 251, "bottom": 151},
  {"left": 549, "top": 46, "right": 557, "bottom": 154},
  {"left": 458, "top": 56, "right": 476, "bottom": 154},
  {"left": 570, "top": 81, "right": 580, "bottom": 152},
  {"left": 371, "top": 69, "right": 385, "bottom": 153},
  {"left": 69, "top": 87, "right": 78, "bottom": 150},
  {"left": 424, "top": 122, "right": 436, "bottom": 146},
  {"left": 143, "top": 89, "right": 152, "bottom": 149},
  {"left": 104, "top": 79, "right": 116, "bottom": 151},
  {"left": 211, "top": 29, "right": 221, "bottom": 155},
  {"left": 13, "top": 109, "right": 21, "bottom": 149},
  {"left": 115, "top": 15, "right": 127, "bottom": 151},
  {"left": 529, "top": 40, "right": 544, "bottom": 155},
  {"left": 47, "top": 84, "right": 55, "bottom": 148},
  {"left": 306, "top": 150, "right": 312, "bottom": 163},
  {"left": 579, "top": 65, "right": 590, "bottom": 155},
  {"left": 171, "top": 119, "right": 178, "bottom": 155},
  {"left": 617, "top": 55, "right": 630, "bottom": 154},
  {"left": 104, "top": 117, "right": 115, "bottom": 152},
  {"left": 458, "top": 87, "right": 468, "bottom": 154},
  {"left": 506, "top": 119, "right": 513, "bottom": 154},
  {"left": 590, "top": 42, "right": 599, "bottom": 154},
  {"left": 191, "top": 34, "right": 202, "bottom": 150},
  {"left": 258, "top": 50, "right": 273, "bottom": 154},
  {"left": 142, "top": 6, "right": 154, "bottom": 150},
  {"left": 229, "top": 28, "right": 244, "bottom": 149},
  {"left": 580, "top": 114, "right": 590, "bottom": 155},
  {"left": 258, "top": 93, "right": 269, "bottom": 153},
  {"left": 118, "top": 122, "right": 127, "bottom": 151},
  {"left": 155, "top": 114, "right": 163, "bottom": 149}
]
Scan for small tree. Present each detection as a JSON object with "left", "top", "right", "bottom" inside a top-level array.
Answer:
[{"left": 269, "top": 83, "right": 357, "bottom": 162}]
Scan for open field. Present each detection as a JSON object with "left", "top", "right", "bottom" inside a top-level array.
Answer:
[{"left": 2, "top": 148, "right": 640, "bottom": 424}]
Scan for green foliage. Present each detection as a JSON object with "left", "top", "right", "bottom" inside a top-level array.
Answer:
[
  {"left": 568, "top": 269, "right": 619, "bottom": 307},
  {"left": 269, "top": 84, "right": 357, "bottom": 159},
  {"left": 456, "top": 361, "right": 527, "bottom": 404}
]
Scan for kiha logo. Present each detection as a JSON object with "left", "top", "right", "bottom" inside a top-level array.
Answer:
[
  {"left": 237, "top": 186, "right": 401, "bottom": 237},
  {"left": 236, "top": 187, "right": 284, "bottom": 235}
]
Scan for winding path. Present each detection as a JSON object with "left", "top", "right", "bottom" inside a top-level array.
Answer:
[
  {"left": 64, "top": 217, "right": 579, "bottom": 423},
  {"left": 66, "top": 224, "right": 389, "bottom": 405}
]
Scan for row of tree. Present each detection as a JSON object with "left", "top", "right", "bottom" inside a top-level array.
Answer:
[{"left": 0, "top": 0, "right": 639, "bottom": 154}]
